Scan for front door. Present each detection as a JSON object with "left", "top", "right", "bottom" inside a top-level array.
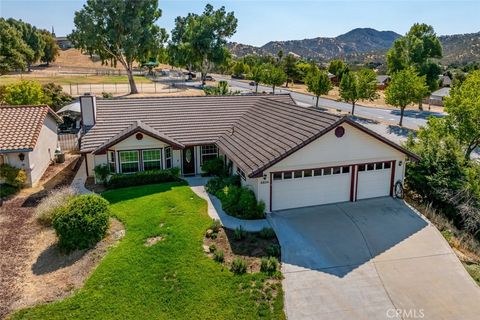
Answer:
[{"left": 182, "top": 147, "right": 195, "bottom": 175}]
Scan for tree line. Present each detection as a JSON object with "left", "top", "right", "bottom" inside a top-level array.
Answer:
[{"left": 0, "top": 18, "right": 59, "bottom": 74}]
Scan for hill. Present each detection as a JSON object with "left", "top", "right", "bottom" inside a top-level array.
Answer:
[{"left": 228, "top": 28, "right": 480, "bottom": 66}]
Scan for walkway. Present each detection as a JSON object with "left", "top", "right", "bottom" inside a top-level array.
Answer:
[
  {"left": 185, "top": 176, "right": 270, "bottom": 232},
  {"left": 70, "top": 158, "right": 92, "bottom": 195}
]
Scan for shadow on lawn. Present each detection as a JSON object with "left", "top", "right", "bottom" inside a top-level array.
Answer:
[
  {"left": 102, "top": 181, "right": 188, "bottom": 204},
  {"left": 32, "top": 244, "right": 86, "bottom": 275}
]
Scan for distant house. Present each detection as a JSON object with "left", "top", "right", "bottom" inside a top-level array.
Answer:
[
  {"left": 439, "top": 75, "right": 452, "bottom": 87},
  {"left": 327, "top": 72, "right": 338, "bottom": 85},
  {"left": 376, "top": 75, "right": 390, "bottom": 90},
  {"left": 429, "top": 87, "right": 451, "bottom": 107},
  {"left": 55, "top": 36, "right": 73, "bottom": 50},
  {"left": 0, "top": 105, "right": 62, "bottom": 187}
]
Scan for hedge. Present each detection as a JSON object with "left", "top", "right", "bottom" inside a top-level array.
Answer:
[{"left": 107, "top": 168, "right": 181, "bottom": 189}]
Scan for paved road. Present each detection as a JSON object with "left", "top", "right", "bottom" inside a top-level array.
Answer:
[
  {"left": 218, "top": 77, "right": 445, "bottom": 130},
  {"left": 268, "top": 198, "right": 480, "bottom": 320}
]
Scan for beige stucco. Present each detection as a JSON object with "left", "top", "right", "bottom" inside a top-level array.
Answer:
[{"left": 1, "top": 115, "right": 58, "bottom": 187}]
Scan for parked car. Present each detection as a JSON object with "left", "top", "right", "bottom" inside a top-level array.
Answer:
[
  {"left": 249, "top": 81, "right": 256, "bottom": 86},
  {"left": 205, "top": 75, "right": 214, "bottom": 81}
]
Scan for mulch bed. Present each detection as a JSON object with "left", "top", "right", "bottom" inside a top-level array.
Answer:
[
  {"left": 0, "top": 198, "right": 38, "bottom": 319},
  {"left": 204, "top": 227, "right": 281, "bottom": 273}
]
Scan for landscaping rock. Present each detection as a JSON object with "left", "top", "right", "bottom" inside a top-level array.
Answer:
[{"left": 144, "top": 236, "right": 164, "bottom": 247}]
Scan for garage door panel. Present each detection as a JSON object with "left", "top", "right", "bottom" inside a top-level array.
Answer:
[
  {"left": 357, "top": 167, "right": 391, "bottom": 200},
  {"left": 272, "top": 174, "right": 351, "bottom": 211}
]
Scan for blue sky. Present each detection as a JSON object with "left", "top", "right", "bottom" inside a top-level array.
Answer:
[{"left": 1, "top": 0, "right": 479, "bottom": 46}]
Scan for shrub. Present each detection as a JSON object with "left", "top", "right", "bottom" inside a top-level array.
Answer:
[
  {"left": 266, "top": 244, "right": 281, "bottom": 257},
  {"left": 201, "top": 157, "right": 226, "bottom": 177},
  {"left": 259, "top": 227, "right": 276, "bottom": 239},
  {"left": 216, "top": 185, "right": 265, "bottom": 220},
  {"left": 53, "top": 194, "right": 110, "bottom": 253},
  {"left": 102, "top": 92, "right": 113, "bottom": 99},
  {"left": 214, "top": 250, "right": 224, "bottom": 262},
  {"left": 209, "top": 243, "right": 217, "bottom": 253},
  {"left": 107, "top": 168, "right": 180, "bottom": 189},
  {"left": 230, "top": 258, "right": 247, "bottom": 274},
  {"left": 94, "top": 164, "right": 110, "bottom": 186},
  {"left": 35, "top": 186, "right": 77, "bottom": 226},
  {"left": 210, "top": 219, "right": 221, "bottom": 233},
  {"left": 205, "top": 175, "right": 240, "bottom": 195},
  {"left": 0, "top": 164, "right": 27, "bottom": 188},
  {"left": 234, "top": 226, "right": 246, "bottom": 241},
  {"left": 0, "top": 184, "right": 18, "bottom": 198},
  {"left": 260, "top": 257, "right": 279, "bottom": 274}
]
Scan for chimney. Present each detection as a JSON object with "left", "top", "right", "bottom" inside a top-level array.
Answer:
[{"left": 79, "top": 93, "right": 96, "bottom": 132}]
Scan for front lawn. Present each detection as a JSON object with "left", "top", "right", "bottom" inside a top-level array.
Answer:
[{"left": 12, "top": 182, "right": 285, "bottom": 319}]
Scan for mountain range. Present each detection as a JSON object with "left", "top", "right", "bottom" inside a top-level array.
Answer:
[{"left": 228, "top": 28, "right": 480, "bottom": 66}]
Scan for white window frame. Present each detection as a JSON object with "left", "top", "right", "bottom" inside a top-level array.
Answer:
[
  {"left": 164, "top": 147, "right": 172, "bottom": 169},
  {"left": 236, "top": 167, "right": 246, "bottom": 180},
  {"left": 142, "top": 149, "right": 162, "bottom": 171},
  {"left": 119, "top": 150, "right": 140, "bottom": 174},
  {"left": 200, "top": 144, "right": 218, "bottom": 164}
]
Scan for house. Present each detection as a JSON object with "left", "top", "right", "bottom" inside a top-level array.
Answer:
[
  {"left": 0, "top": 105, "right": 62, "bottom": 187},
  {"left": 439, "top": 75, "right": 452, "bottom": 87},
  {"left": 54, "top": 36, "right": 73, "bottom": 49},
  {"left": 429, "top": 87, "right": 451, "bottom": 107},
  {"left": 376, "top": 75, "right": 390, "bottom": 90},
  {"left": 79, "top": 94, "right": 417, "bottom": 212},
  {"left": 57, "top": 100, "right": 81, "bottom": 132}
]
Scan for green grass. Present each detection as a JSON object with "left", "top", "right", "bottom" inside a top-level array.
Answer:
[
  {"left": 0, "top": 75, "right": 151, "bottom": 85},
  {"left": 11, "top": 182, "right": 285, "bottom": 320}
]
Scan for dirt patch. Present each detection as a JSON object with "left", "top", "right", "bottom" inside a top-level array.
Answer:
[
  {"left": 144, "top": 236, "right": 164, "bottom": 247},
  {"left": 10, "top": 218, "right": 124, "bottom": 312},
  {"left": 85, "top": 176, "right": 107, "bottom": 193},
  {"left": 204, "top": 227, "right": 280, "bottom": 273}
]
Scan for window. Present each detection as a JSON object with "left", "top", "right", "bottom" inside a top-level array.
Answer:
[
  {"left": 294, "top": 170, "right": 303, "bottom": 178},
  {"left": 367, "top": 163, "right": 375, "bottom": 171},
  {"left": 119, "top": 151, "right": 139, "bottom": 173},
  {"left": 342, "top": 166, "right": 350, "bottom": 174},
  {"left": 143, "top": 149, "right": 162, "bottom": 171},
  {"left": 200, "top": 145, "right": 218, "bottom": 164},
  {"left": 165, "top": 147, "right": 172, "bottom": 169},
  {"left": 273, "top": 172, "right": 282, "bottom": 180},
  {"left": 108, "top": 151, "right": 116, "bottom": 173},
  {"left": 313, "top": 169, "right": 322, "bottom": 176},
  {"left": 303, "top": 170, "right": 312, "bottom": 177},
  {"left": 323, "top": 167, "right": 332, "bottom": 175},
  {"left": 358, "top": 164, "right": 366, "bottom": 172},
  {"left": 332, "top": 167, "right": 341, "bottom": 175},
  {"left": 236, "top": 167, "right": 246, "bottom": 180},
  {"left": 384, "top": 161, "right": 391, "bottom": 169},
  {"left": 283, "top": 171, "right": 292, "bottom": 179}
]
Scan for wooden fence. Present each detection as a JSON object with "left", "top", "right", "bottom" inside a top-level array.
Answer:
[{"left": 58, "top": 132, "right": 80, "bottom": 152}]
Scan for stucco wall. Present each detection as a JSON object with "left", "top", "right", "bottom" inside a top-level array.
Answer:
[{"left": 254, "top": 123, "right": 408, "bottom": 212}]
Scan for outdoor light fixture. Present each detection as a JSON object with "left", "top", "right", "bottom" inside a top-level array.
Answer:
[
  {"left": 399, "top": 161, "right": 403, "bottom": 166},
  {"left": 263, "top": 173, "right": 267, "bottom": 180},
  {"left": 18, "top": 153, "right": 25, "bottom": 161}
]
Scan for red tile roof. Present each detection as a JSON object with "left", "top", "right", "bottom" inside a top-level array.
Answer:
[{"left": 0, "top": 105, "right": 62, "bottom": 152}]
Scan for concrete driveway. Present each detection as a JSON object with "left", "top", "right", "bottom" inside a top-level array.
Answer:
[{"left": 268, "top": 197, "right": 480, "bottom": 320}]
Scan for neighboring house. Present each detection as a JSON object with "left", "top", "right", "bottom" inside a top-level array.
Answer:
[
  {"left": 55, "top": 36, "right": 73, "bottom": 49},
  {"left": 439, "top": 75, "right": 452, "bottom": 87},
  {"left": 0, "top": 105, "right": 62, "bottom": 187},
  {"left": 57, "top": 100, "right": 81, "bottom": 132},
  {"left": 376, "top": 75, "right": 390, "bottom": 90},
  {"left": 79, "top": 94, "right": 417, "bottom": 212},
  {"left": 429, "top": 87, "right": 451, "bottom": 107}
]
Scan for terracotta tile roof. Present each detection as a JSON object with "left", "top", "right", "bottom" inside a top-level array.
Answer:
[{"left": 0, "top": 105, "right": 62, "bottom": 152}]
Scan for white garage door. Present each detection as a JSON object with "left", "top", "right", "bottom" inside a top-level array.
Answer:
[
  {"left": 357, "top": 162, "right": 392, "bottom": 200},
  {"left": 272, "top": 166, "right": 351, "bottom": 211}
]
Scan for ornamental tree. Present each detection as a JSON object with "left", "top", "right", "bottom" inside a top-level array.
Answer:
[
  {"left": 261, "top": 64, "right": 287, "bottom": 94},
  {"left": 70, "top": 0, "right": 167, "bottom": 94},
  {"left": 385, "top": 67, "right": 428, "bottom": 126},
  {"left": 304, "top": 67, "right": 332, "bottom": 107},
  {"left": 339, "top": 69, "right": 378, "bottom": 115}
]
